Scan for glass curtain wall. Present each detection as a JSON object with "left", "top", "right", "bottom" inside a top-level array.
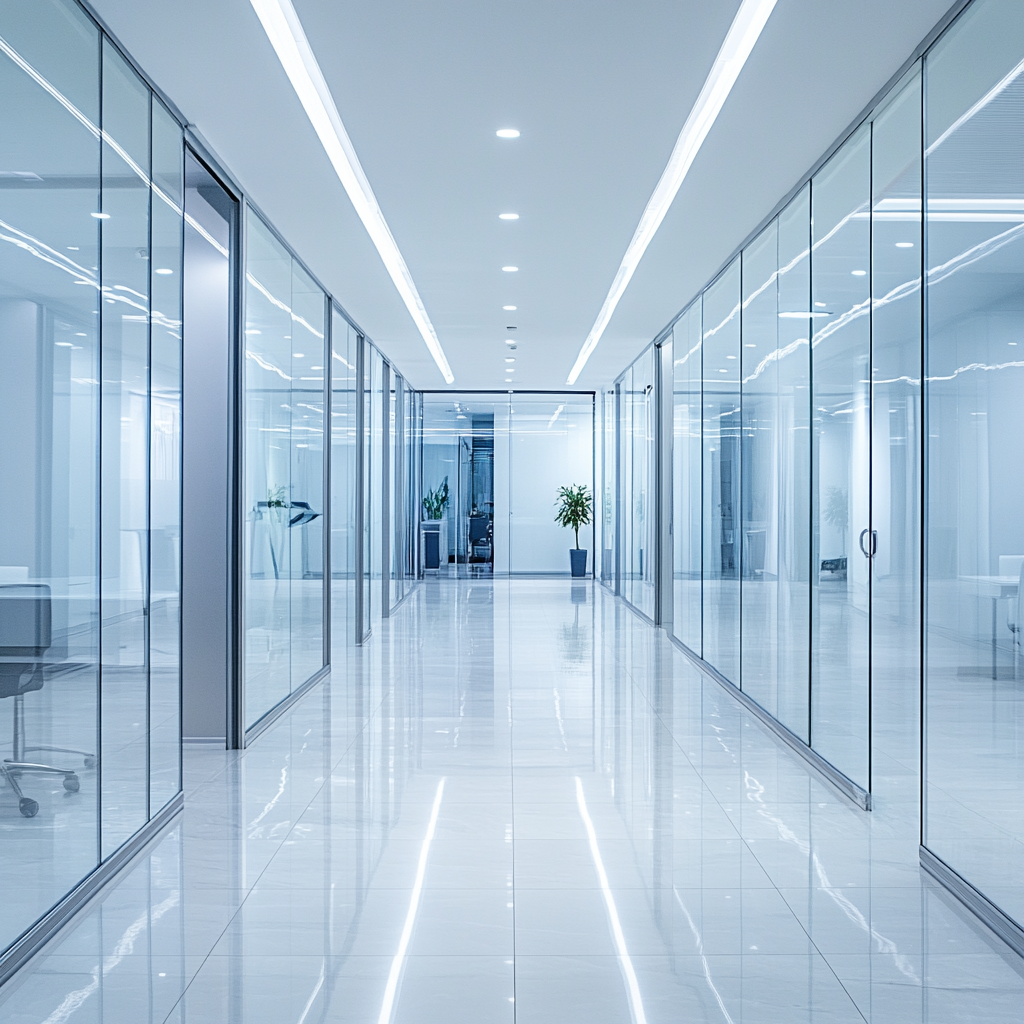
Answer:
[
  {"left": 923, "top": 0, "right": 1024, "bottom": 939},
  {"left": 242, "top": 210, "right": 327, "bottom": 731},
  {"left": 0, "top": 0, "right": 183, "bottom": 959}
]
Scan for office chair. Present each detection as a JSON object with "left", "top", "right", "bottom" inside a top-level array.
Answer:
[{"left": 0, "top": 584, "right": 86, "bottom": 817}]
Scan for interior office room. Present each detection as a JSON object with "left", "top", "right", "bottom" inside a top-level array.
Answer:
[{"left": 3, "top": 0, "right": 1024, "bottom": 1021}]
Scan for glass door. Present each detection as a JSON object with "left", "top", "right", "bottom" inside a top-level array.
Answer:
[{"left": 810, "top": 124, "right": 872, "bottom": 792}]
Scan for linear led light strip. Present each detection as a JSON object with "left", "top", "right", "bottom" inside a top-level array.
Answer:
[
  {"left": 250, "top": 0, "right": 454, "bottom": 384},
  {"left": 567, "top": 0, "right": 777, "bottom": 385}
]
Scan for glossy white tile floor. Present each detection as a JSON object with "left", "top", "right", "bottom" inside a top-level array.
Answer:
[{"left": 3, "top": 579, "right": 1024, "bottom": 1023}]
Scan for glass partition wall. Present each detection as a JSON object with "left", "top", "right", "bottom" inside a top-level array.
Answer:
[
  {"left": 614, "top": 0, "right": 1024, "bottom": 957},
  {"left": 922, "top": 0, "right": 1024, "bottom": 955},
  {"left": 0, "top": 0, "right": 183, "bottom": 967},
  {"left": 419, "top": 394, "right": 595, "bottom": 577},
  {"left": 241, "top": 211, "right": 327, "bottom": 732}
]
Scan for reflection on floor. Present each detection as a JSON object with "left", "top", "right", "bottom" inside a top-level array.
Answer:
[{"left": 2, "top": 580, "right": 1023, "bottom": 1023}]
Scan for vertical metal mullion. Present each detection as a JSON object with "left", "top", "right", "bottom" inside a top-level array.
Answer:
[
  {"left": 230, "top": 199, "right": 248, "bottom": 745},
  {"left": 228, "top": 187, "right": 245, "bottom": 748},
  {"left": 144, "top": 90, "right": 153, "bottom": 819},
  {"left": 919, "top": 56, "right": 929, "bottom": 850},
  {"left": 867, "top": 121, "right": 875, "bottom": 798},
  {"left": 353, "top": 336, "right": 366, "bottom": 643},
  {"left": 736, "top": 258, "right": 743, "bottom": 690},
  {"left": 807, "top": 180, "right": 815, "bottom": 750},
  {"left": 322, "top": 297, "right": 332, "bottom": 667},
  {"left": 615, "top": 383, "right": 622, "bottom": 596},
  {"left": 381, "top": 361, "right": 391, "bottom": 617},
  {"left": 96, "top": 37, "right": 105, "bottom": 863}
]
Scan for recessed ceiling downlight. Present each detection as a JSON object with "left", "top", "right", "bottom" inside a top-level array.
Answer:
[
  {"left": 496, "top": 129, "right": 520, "bottom": 138},
  {"left": 502, "top": 266, "right": 518, "bottom": 273},
  {"left": 499, "top": 213, "right": 519, "bottom": 220}
]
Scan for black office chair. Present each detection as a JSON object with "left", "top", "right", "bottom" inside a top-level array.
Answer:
[
  {"left": 0, "top": 584, "right": 86, "bottom": 817},
  {"left": 468, "top": 514, "right": 492, "bottom": 565}
]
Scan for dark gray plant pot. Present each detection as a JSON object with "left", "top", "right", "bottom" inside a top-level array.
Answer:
[{"left": 569, "top": 548, "right": 588, "bottom": 578}]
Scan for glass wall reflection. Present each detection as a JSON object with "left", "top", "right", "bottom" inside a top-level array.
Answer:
[
  {"left": 242, "top": 210, "right": 326, "bottom": 731},
  {"left": 672, "top": 301, "right": 703, "bottom": 653},
  {"left": 0, "top": 0, "right": 182, "bottom": 960},
  {"left": 924, "top": 0, "right": 1024, "bottom": 932},
  {"left": 702, "top": 260, "right": 741, "bottom": 683}
]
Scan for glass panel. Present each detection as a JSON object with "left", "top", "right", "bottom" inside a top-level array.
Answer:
[
  {"left": 509, "top": 396, "right": 594, "bottom": 574},
  {"left": 243, "top": 213, "right": 291, "bottom": 727},
  {"left": 924, "top": 0, "right": 1024, "bottom": 925},
  {"left": 388, "top": 371, "right": 397, "bottom": 602},
  {"left": 810, "top": 124, "right": 871, "bottom": 789},
  {"left": 672, "top": 302, "right": 702, "bottom": 653},
  {"left": 243, "top": 215, "right": 326, "bottom": 725},
  {"left": 775, "top": 186, "right": 812, "bottom": 739},
  {"left": 702, "top": 259, "right": 741, "bottom": 682},
  {"left": 369, "top": 349, "right": 383, "bottom": 611},
  {"left": 99, "top": 40, "right": 151, "bottom": 857},
  {"left": 871, "top": 72, "right": 922, "bottom": 800},
  {"left": 287, "top": 263, "right": 325, "bottom": 690},
  {"left": 600, "top": 387, "right": 616, "bottom": 586},
  {"left": 330, "top": 312, "right": 356, "bottom": 657},
  {"left": 0, "top": 0, "right": 101, "bottom": 950},
  {"left": 740, "top": 221, "right": 780, "bottom": 710},
  {"left": 148, "top": 101, "right": 182, "bottom": 811},
  {"left": 621, "top": 368, "right": 634, "bottom": 595},
  {"left": 628, "top": 349, "right": 655, "bottom": 617}
]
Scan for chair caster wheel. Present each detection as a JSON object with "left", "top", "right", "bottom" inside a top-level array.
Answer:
[
  {"left": 63, "top": 775, "right": 80, "bottom": 793},
  {"left": 19, "top": 797, "right": 39, "bottom": 818},
  {"left": 84, "top": 756, "right": 97, "bottom": 769}
]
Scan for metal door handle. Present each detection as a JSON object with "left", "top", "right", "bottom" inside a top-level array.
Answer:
[{"left": 859, "top": 528, "right": 877, "bottom": 558}]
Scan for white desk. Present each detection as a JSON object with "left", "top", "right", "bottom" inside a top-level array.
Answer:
[{"left": 959, "top": 575, "right": 1019, "bottom": 679}]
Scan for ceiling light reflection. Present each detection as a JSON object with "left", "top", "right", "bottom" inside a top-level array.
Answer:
[{"left": 575, "top": 778, "right": 648, "bottom": 1024}]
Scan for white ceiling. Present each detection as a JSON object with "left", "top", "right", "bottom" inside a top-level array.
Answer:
[{"left": 90, "top": 0, "right": 954, "bottom": 391}]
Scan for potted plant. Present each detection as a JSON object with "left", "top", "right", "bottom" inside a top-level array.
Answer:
[
  {"left": 421, "top": 477, "right": 449, "bottom": 571},
  {"left": 555, "top": 483, "right": 593, "bottom": 578}
]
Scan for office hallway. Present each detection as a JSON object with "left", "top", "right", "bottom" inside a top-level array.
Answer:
[{"left": 2, "top": 580, "right": 1022, "bottom": 1023}]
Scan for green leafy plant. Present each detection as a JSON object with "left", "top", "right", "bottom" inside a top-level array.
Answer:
[
  {"left": 822, "top": 485, "right": 849, "bottom": 534},
  {"left": 422, "top": 476, "right": 450, "bottom": 520},
  {"left": 266, "top": 486, "right": 287, "bottom": 510},
  {"left": 554, "top": 483, "right": 593, "bottom": 550}
]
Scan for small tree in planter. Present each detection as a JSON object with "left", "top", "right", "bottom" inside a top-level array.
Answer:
[{"left": 555, "top": 484, "right": 593, "bottom": 577}]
